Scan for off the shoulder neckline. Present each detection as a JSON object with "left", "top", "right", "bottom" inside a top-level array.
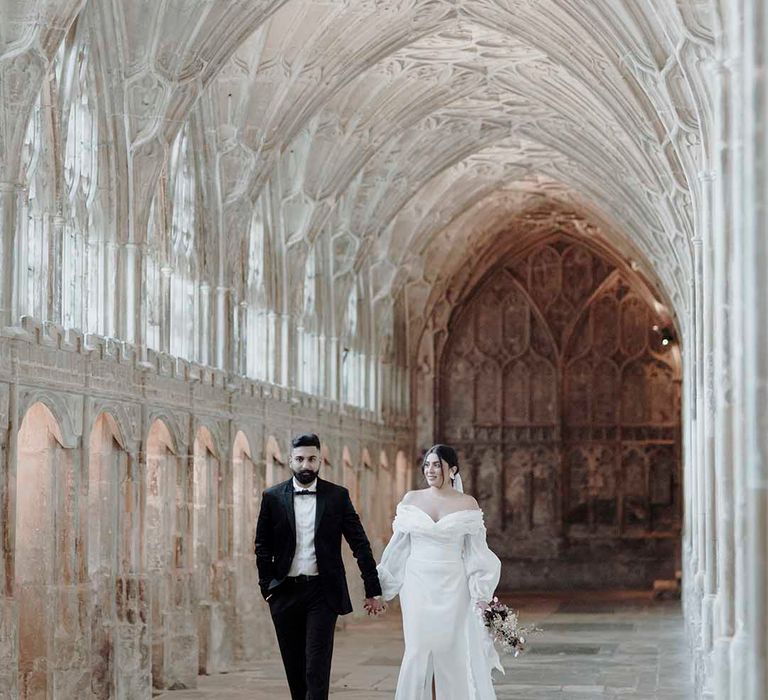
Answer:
[{"left": 397, "top": 503, "right": 482, "bottom": 525}]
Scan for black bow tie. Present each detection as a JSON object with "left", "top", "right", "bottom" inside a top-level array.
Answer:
[{"left": 294, "top": 490, "right": 316, "bottom": 496}]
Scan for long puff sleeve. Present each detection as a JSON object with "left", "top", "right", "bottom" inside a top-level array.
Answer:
[
  {"left": 463, "top": 525, "right": 501, "bottom": 606},
  {"left": 376, "top": 528, "right": 411, "bottom": 601},
  {"left": 463, "top": 524, "right": 504, "bottom": 678}
]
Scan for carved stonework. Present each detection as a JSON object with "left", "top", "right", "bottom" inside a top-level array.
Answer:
[
  {"left": 16, "top": 388, "right": 83, "bottom": 447},
  {"left": 439, "top": 234, "right": 682, "bottom": 588},
  {"left": 89, "top": 398, "right": 142, "bottom": 447}
]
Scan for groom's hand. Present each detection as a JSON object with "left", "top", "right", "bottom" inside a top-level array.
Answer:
[{"left": 364, "top": 597, "right": 386, "bottom": 616}]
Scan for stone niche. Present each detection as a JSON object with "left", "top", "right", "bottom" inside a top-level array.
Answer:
[{"left": 438, "top": 234, "right": 682, "bottom": 590}]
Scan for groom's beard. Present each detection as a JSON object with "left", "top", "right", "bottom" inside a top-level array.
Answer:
[{"left": 294, "top": 469, "right": 317, "bottom": 485}]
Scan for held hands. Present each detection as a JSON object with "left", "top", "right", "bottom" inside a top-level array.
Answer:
[{"left": 364, "top": 596, "right": 387, "bottom": 616}]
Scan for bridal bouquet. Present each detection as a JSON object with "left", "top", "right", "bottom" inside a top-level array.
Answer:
[{"left": 479, "top": 597, "right": 541, "bottom": 657}]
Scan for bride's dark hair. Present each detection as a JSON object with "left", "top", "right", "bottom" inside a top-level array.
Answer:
[{"left": 423, "top": 444, "right": 459, "bottom": 486}]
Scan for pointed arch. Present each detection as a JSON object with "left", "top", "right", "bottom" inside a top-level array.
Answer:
[
  {"left": 265, "top": 435, "right": 284, "bottom": 487},
  {"left": 437, "top": 231, "right": 682, "bottom": 588},
  {"left": 16, "top": 402, "right": 86, "bottom": 697},
  {"left": 144, "top": 417, "right": 197, "bottom": 689}
]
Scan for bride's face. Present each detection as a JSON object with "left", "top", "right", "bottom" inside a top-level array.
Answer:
[{"left": 424, "top": 453, "right": 453, "bottom": 489}]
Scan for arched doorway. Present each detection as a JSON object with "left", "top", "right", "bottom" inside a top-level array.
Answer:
[
  {"left": 438, "top": 234, "right": 682, "bottom": 589},
  {"left": 144, "top": 419, "right": 196, "bottom": 690},
  {"left": 193, "top": 426, "right": 233, "bottom": 673},
  {"left": 15, "top": 402, "right": 84, "bottom": 699},
  {"left": 264, "top": 435, "right": 284, "bottom": 488},
  {"left": 88, "top": 412, "right": 135, "bottom": 698},
  {"left": 342, "top": 446, "right": 360, "bottom": 509},
  {"left": 231, "top": 431, "right": 272, "bottom": 663},
  {"left": 341, "top": 446, "right": 364, "bottom": 605}
]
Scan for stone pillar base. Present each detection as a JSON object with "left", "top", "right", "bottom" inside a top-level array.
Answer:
[{"left": 729, "top": 629, "right": 749, "bottom": 700}]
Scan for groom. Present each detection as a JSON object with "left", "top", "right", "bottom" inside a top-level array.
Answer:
[{"left": 255, "top": 432, "right": 385, "bottom": 699}]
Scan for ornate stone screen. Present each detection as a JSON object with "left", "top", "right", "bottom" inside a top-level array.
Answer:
[{"left": 439, "top": 235, "right": 681, "bottom": 589}]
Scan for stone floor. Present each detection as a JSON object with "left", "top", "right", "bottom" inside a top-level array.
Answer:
[{"left": 157, "top": 591, "right": 694, "bottom": 700}]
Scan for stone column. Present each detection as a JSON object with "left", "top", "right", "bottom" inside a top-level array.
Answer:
[
  {"left": 267, "top": 311, "right": 279, "bottom": 385},
  {"left": 117, "top": 442, "right": 151, "bottom": 699},
  {"left": 236, "top": 301, "right": 248, "bottom": 375},
  {"left": 329, "top": 336, "right": 340, "bottom": 402},
  {"left": 682, "top": 346, "right": 696, "bottom": 617},
  {"left": 317, "top": 332, "right": 325, "bottom": 396},
  {"left": 691, "top": 234, "right": 706, "bottom": 636},
  {"left": 711, "top": 58, "right": 737, "bottom": 700},
  {"left": 118, "top": 242, "right": 143, "bottom": 347},
  {"left": 279, "top": 312, "right": 290, "bottom": 387},
  {"left": 728, "top": 189, "right": 750, "bottom": 695},
  {"left": 0, "top": 183, "right": 19, "bottom": 328},
  {"left": 722, "top": 8, "right": 749, "bottom": 697},
  {"left": 0, "top": 379, "right": 16, "bottom": 698},
  {"left": 215, "top": 285, "right": 229, "bottom": 371},
  {"left": 699, "top": 170, "right": 718, "bottom": 666},
  {"left": 48, "top": 214, "right": 65, "bottom": 325},
  {"left": 736, "top": 2, "right": 768, "bottom": 695},
  {"left": 160, "top": 265, "right": 173, "bottom": 354},
  {"left": 199, "top": 283, "right": 211, "bottom": 366}
]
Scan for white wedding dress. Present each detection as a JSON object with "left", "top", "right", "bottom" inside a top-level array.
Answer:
[{"left": 377, "top": 503, "right": 503, "bottom": 700}]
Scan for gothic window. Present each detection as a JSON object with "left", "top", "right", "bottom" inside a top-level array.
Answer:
[
  {"left": 16, "top": 27, "right": 108, "bottom": 335},
  {"left": 17, "top": 90, "right": 52, "bottom": 322},
  {"left": 61, "top": 38, "right": 101, "bottom": 333},
  {"left": 168, "top": 125, "right": 200, "bottom": 362}
]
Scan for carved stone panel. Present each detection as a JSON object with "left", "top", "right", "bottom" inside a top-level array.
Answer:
[{"left": 439, "top": 235, "right": 681, "bottom": 589}]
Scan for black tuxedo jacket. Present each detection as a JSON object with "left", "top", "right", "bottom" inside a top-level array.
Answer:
[{"left": 254, "top": 477, "right": 382, "bottom": 615}]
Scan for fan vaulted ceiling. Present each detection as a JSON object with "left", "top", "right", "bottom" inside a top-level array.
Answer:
[{"left": 1, "top": 0, "right": 714, "bottom": 346}]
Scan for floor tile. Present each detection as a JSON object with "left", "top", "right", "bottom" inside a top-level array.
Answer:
[{"left": 157, "top": 591, "right": 694, "bottom": 699}]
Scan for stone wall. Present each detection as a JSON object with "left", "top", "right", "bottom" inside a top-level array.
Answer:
[
  {"left": 429, "top": 231, "right": 682, "bottom": 590},
  {"left": 0, "top": 322, "right": 411, "bottom": 699}
]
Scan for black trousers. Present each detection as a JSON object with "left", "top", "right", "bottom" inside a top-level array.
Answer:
[{"left": 268, "top": 577, "right": 338, "bottom": 700}]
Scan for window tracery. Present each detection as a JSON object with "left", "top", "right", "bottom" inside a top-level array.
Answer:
[
  {"left": 168, "top": 125, "right": 200, "bottom": 362},
  {"left": 61, "top": 37, "right": 101, "bottom": 333},
  {"left": 16, "top": 26, "right": 108, "bottom": 336},
  {"left": 17, "top": 90, "right": 51, "bottom": 322},
  {"left": 438, "top": 235, "right": 681, "bottom": 587}
]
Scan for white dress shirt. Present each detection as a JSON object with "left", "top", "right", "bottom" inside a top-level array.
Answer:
[{"left": 288, "top": 477, "right": 319, "bottom": 576}]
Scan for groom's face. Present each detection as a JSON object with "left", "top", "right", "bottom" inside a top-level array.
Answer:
[{"left": 290, "top": 445, "right": 321, "bottom": 485}]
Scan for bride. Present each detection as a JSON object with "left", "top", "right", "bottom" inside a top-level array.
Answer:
[{"left": 377, "top": 444, "right": 503, "bottom": 699}]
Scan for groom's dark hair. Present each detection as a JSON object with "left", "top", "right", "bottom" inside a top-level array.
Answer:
[{"left": 292, "top": 433, "right": 321, "bottom": 450}]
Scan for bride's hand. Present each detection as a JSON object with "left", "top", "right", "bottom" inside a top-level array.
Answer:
[{"left": 364, "top": 597, "right": 386, "bottom": 616}]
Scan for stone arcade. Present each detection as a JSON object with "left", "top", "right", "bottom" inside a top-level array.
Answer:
[{"left": 0, "top": 1, "right": 766, "bottom": 699}]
